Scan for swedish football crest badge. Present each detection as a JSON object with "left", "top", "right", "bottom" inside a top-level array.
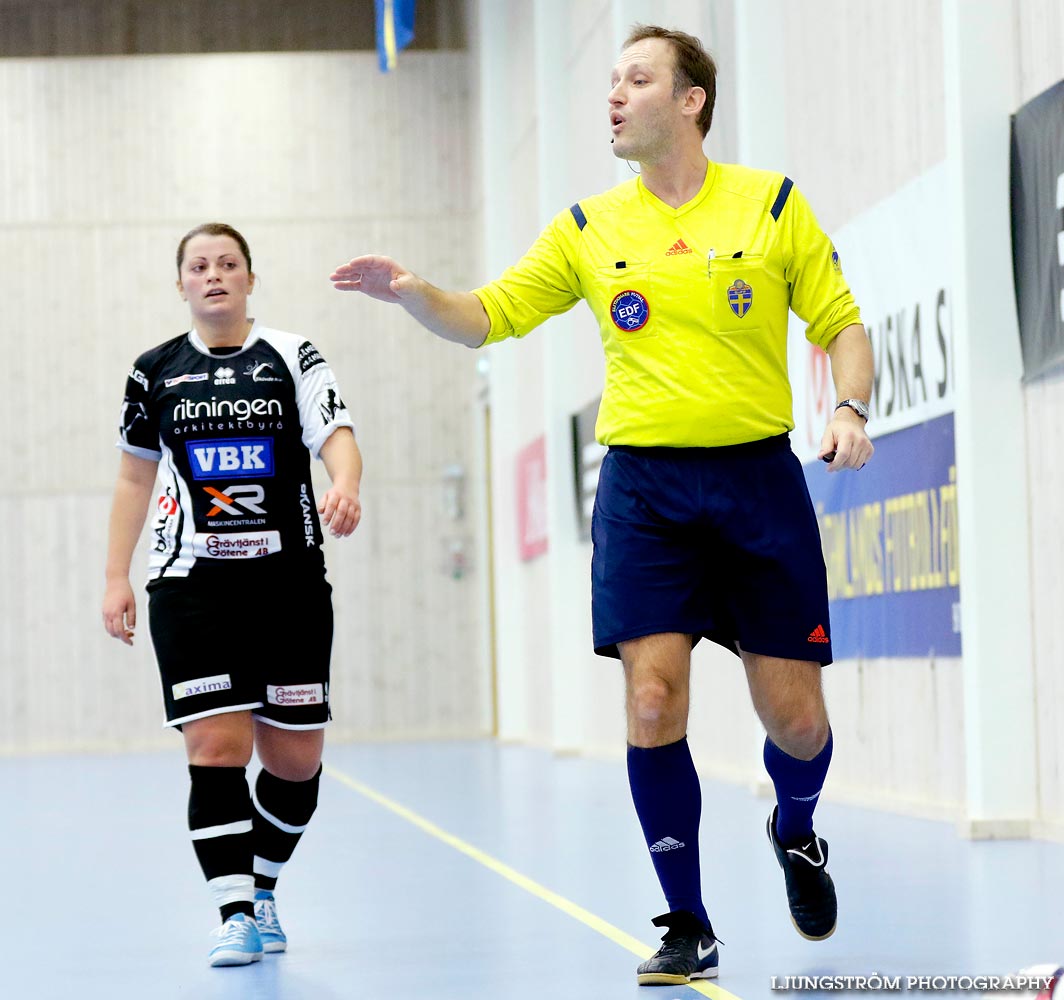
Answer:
[{"left": 727, "top": 278, "right": 753, "bottom": 318}]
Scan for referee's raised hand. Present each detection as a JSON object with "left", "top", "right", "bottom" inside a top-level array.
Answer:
[
  {"left": 330, "top": 255, "right": 414, "bottom": 302},
  {"left": 331, "top": 254, "right": 490, "bottom": 348}
]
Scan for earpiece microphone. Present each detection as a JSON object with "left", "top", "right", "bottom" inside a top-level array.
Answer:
[{"left": 610, "top": 138, "right": 614, "bottom": 143}]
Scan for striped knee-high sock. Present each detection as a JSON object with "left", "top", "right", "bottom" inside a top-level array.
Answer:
[
  {"left": 187, "top": 764, "right": 255, "bottom": 921},
  {"left": 252, "top": 766, "right": 321, "bottom": 892}
]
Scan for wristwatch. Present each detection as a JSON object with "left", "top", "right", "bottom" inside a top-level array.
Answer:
[{"left": 835, "top": 398, "right": 870, "bottom": 422}]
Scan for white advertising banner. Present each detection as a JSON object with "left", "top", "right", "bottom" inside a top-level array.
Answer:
[{"left": 789, "top": 163, "right": 955, "bottom": 463}]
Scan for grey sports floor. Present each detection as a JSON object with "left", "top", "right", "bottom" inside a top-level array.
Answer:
[{"left": 5, "top": 740, "right": 1061, "bottom": 1000}]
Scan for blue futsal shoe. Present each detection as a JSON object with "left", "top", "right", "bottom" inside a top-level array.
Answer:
[
  {"left": 636, "top": 911, "right": 720, "bottom": 985},
  {"left": 767, "top": 805, "right": 837, "bottom": 940},
  {"left": 209, "top": 912, "right": 264, "bottom": 967},
  {"left": 254, "top": 889, "right": 288, "bottom": 953}
]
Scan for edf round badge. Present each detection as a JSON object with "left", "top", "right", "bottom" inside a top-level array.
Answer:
[{"left": 610, "top": 289, "right": 650, "bottom": 331}]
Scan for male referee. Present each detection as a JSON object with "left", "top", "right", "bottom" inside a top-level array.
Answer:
[{"left": 331, "top": 24, "right": 873, "bottom": 988}]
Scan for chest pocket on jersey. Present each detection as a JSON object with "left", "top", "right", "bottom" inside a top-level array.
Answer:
[
  {"left": 596, "top": 262, "right": 656, "bottom": 341},
  {"left": 707, "top": 255, "right": 768, "bottom": 334}
]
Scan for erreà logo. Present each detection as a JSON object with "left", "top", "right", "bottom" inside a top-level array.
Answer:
[{"left": 214, "top": 366, "right": 236, "bottom": 385}]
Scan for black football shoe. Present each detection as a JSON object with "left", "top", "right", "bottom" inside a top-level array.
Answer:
[
  {"left": 767, "top": 804, "right": 837, "bottom": 940},
  {"left": 636, "top": 910, "right": 719, "bottom": 986}
]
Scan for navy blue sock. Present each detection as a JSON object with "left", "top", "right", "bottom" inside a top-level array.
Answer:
[
  {"left": 764, "top": 729, "right": 833, "bottom": 847},
  {"left": 627, "top": 737, "right": 709, "bottom": 929}
]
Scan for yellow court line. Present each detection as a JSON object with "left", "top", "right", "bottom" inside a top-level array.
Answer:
[{"left": 324, "top": 763, "right": 744, "bottom": 1000}]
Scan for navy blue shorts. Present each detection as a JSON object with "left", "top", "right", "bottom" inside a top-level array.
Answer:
[{"left": 591, "top": 435, "right": 832, "bottom": 664}]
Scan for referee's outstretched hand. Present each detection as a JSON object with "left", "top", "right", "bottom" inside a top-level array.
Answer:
[
  {"left": 330, "top": 255, "right": 416, "bottom": 303},
  {"left": 818, "top": 409, "right": 874, "bottom": 472}
]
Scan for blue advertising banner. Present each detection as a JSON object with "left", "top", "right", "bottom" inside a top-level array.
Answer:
[{"left": 803, "top": 413, "right": 960, "bottom": 658}]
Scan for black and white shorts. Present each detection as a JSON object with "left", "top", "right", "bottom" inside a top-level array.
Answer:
[{"left": 148, "top": 571, "right": 333, "bottom": 730}]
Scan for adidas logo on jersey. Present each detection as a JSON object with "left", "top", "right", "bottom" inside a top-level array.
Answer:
[
  {"left": 807, "top": 624, "right": 830, "bottom": 644},
  {"left": 665, "top": 238, "right": 693, "bottom": 256},
  {"left": 649, "top": 836, "right": 686, "bottom": 852}
]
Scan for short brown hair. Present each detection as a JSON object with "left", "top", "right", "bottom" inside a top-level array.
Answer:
[
  {"left": 176, "top": 222, "right": 252, "bottom": 275},
  {"left": 624, "top": 24, "right": 717, "bottom": 138}
]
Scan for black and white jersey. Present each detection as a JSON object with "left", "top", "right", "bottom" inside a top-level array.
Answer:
[{"left": 117, "top": 322, "right": 354, "bottom": 582}]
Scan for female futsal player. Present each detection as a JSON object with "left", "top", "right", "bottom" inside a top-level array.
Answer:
[{"left": 102, "top": 222, "right": 362, "bottom": 966}]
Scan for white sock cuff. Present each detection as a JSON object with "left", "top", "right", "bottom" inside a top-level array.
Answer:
[{"left": 207, "top": 874, "right": 255, "bottom": 910}]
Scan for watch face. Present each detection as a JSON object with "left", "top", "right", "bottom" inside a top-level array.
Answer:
[{"left": 839, "top": 399, "right": 869, "bottom": 420}]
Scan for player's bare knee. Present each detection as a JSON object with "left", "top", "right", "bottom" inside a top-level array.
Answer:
[
  {"left": 627, "top": 678, "right": 688, "bottom": 746},
  {"left": 629, "top": 675, "right": 674, "bottom": 723},
  {"left": 772, "top": 710, "right": 829, "bottom": 760},
  {"left": 261, "top": 753, "right": 322, "bottom": 782},
  {"left": 186, "top": 736, "right": 253, "bottom": 768},
  {"left": 188, "top": 748, "right": 252, "bottom": 768}
]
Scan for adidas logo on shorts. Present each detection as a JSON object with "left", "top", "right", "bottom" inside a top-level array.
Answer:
[{"left": 807, "top": 624, "right": 829, "bottom": 644}]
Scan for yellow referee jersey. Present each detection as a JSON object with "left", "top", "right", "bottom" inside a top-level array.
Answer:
[{"left": 473, "top": 161, "right": 861, "bottom": 447}]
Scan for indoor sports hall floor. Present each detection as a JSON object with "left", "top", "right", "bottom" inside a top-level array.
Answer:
[{"left": 5, "top": 739, "right": 1061, "bottom": 1000}]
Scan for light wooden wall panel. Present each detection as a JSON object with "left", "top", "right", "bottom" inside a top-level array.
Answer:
[
  {"left": 0, "top": 51, "right": 487, "bottom": 753},
  {"left": 825, "top": 657, "right": 964, "bottom": 818},
  {"left": 686, "top": 650, "right": 965, "bottom": 821},
  {"left": 1024, "top": 373, "right": 1064, "bottom": 830},
  {"left": 780, "top": 0, "right": 946, "bottom": 233},
  {"left": 1017, "top": 0, "right": 1064, "bottom": 103},
  {"left": 1015, "top": 0, "right": 1064, "bottom": 833},
  {"left": 0, "top": 54, "right": 472, "bottom": 227}
]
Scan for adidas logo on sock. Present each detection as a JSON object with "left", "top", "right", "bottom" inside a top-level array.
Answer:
[
  {"left": 650, "top": 836, "right": 686, "bottom": 852},
  {"left": 665, "top": 238, "right": 693, "bottom": 256},
  {"left": 807, "top": 624, "right": 829, "bottom": 643}
]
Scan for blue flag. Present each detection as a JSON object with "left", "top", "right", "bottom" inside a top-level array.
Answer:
[{"left": 375, "top": 0, "right": 416, "bottom": 73}]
